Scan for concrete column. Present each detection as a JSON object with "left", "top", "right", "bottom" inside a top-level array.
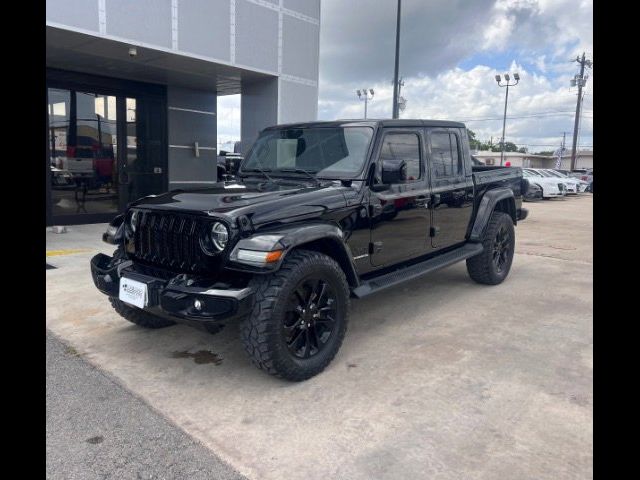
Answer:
[{"left": 240, "top": 77, "right": 278, "bottom": 155}]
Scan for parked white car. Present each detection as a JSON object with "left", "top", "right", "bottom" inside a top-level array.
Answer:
[
  {"left": 530, "top": 168, "right": 580, "bottom": 195},
  {"left": 548, "top": 169, "right": 589, "bottom": 193},
  {"left": 522, "top": 169, "right": 566, "bottom": 198}
]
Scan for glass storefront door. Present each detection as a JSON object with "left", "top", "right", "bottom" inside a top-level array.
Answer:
[
  {"left": 48, "top": 89, "right": 120, "bottom": 217},
  {"left": 46, "top": 72, "right": 167, "bottom": 225}
]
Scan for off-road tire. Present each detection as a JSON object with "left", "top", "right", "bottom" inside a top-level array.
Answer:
[
  {"left": 240, "top": 249, "right": 350, "bottom": 381},
  {"left": 108, "top": 246, "right": 176, "bottom": 329},
  {"left": 109, "top": 297, "right": 176, "bottom": 328},
  {"left": 466, "top": 211, "right": 515, "bottom": 285}
]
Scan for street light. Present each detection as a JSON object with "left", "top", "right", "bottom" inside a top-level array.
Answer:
[
  {"left": 357, "top": 89, "right": 375, "bottom": 119},
  {"left": 495, "top": 72, "right": 520, "bottom": 166}
]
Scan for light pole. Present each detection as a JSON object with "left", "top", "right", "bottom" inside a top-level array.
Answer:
[
  {"left": 495, "top": 72, "right": 520, "bottom": 166},
  {"left": 392, "top": 0, "right": 402, "bottom": 119},
  {"left": 357, "top": 89, "right": 375, "bottom": 119}
]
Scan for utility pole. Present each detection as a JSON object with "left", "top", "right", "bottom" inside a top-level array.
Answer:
[
  {"left": 392, "top": 0, "right": 402, "bottom": 119},
  {"left": 570, "top": 53, "right": 592, "bottom": 171}
]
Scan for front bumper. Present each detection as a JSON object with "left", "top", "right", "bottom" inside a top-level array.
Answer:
[
  {"left": 517, "top": 208, "right": 529, "bottom": 221},
  {"left": 90, "top": 253, "right": 253, "bottom": 323}
]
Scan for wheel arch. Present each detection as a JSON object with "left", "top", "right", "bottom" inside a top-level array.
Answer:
[
  {"left": 469, "top": 188, "right": 516, "bottom": 242},
  {"left": 227, "top": 222, "right": 360, "bottom": 288}
]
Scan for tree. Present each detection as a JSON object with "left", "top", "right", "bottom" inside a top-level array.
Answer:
[
  {"left": 467, "top": 129, "right": 492, "bottom": 151},
  {"left": 518, "top": 147, "right": 528, "bottom": 154},
  {"left": 467, "top": 129, "right": 482, "bottom": 150}
]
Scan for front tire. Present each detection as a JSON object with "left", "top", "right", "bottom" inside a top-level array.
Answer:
[
  {"left": 109, "top": 297, "right": 176, "bottom": 329},
  {"left": 108, "top": 246, "right": 176, "bottom": 329},
  {"left": 240, "top": 249, "right": 350, "bottom": 381},
  {"left": 466, "top": 211, "right": 515, "bottom": 285}
]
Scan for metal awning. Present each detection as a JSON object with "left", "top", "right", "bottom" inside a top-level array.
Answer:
[{"left": 46, "top": 26, "right": 275, "bottom": 95}]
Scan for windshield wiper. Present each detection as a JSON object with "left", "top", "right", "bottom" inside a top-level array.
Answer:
[
  {"left": 279, "top": 168, "right": 321, "bottom": 186},
  {"left": 241, "top": 167, "right": 276, "bottom": 183}
]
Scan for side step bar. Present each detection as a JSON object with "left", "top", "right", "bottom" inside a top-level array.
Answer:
[{"left": 351, "top": 242, "right": 484, "bottom": 299}]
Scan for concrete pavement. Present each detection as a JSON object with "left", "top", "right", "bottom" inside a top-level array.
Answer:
[
  {"left": 46, "top": 331, "right": 246, "bottom": 480},
  {"left": 46, "top": 195, "right": 593, "bottom": 480}
]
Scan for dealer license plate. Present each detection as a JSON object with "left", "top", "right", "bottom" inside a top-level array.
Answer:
[{"left": 119, "top": 277, "right": 148, "bottom": 308}]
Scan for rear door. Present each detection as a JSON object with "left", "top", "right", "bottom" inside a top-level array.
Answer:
[
  {"left": 369, "top": 129, "right": 432, "bottom": 267},
  {"left": 426, "top": 128, "right": 474, "bottom": 249}
]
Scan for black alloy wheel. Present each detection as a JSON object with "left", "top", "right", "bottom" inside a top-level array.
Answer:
[
  {"left": 240, "top": 249, "right": 350, "bottom": 381},
  {"left": 493, "top": 224, "right": 512, "bottom": 274},
  {"left": 466, "top": 211, "right": 515, "bottom": 285},
  {"left": 284, "top": 277, "right": 337, "bottom": 359}
]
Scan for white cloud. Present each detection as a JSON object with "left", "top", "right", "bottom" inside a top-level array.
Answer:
[{"left": 217, "top": 0, "right": 593, "bottom": 152}]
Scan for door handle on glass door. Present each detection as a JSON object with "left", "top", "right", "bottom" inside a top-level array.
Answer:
[{"left": 415, "top": 195, "right": 430, "bottom": 207}]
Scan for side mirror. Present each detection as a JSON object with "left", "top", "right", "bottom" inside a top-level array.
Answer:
[{"left": 381, "top": 160, "right": 408, "bottom": 184}]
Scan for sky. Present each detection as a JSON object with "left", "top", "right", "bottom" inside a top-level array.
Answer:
[{"left": 218, "top": 0, "right": 593, "bottom": 154}]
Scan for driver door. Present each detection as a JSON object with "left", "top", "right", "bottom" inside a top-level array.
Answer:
[{"left": 369, "top": 129, "right": 432, "bottom": 267}]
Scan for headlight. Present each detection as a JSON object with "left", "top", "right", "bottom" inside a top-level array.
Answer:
[
  {"left": 130, "top": 210, "right": 139, "bottom": 232},
  {"left": 210, "top": 222, "right": 229, "bottom": 251}
]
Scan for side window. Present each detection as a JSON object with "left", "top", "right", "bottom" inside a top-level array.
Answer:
[
  {"left": 379, "top": 133, "right": 421, "bottom": 181},
  {"left": 430, "top": 132, "right": 462, "bottom": 180}
]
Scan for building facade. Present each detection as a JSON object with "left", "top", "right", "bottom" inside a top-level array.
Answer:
[
  {"left": 46, "top": 0, "right": 320, "bottom": 225},
  {"left": 473, "top": 150, "right": 594, "bottom": 170}
]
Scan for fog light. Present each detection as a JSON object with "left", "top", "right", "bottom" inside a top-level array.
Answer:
[{"left": 194, "top": 299, "right": 202, "bottom": 311}]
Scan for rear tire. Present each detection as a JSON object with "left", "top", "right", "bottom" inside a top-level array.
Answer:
[
  {"left": 466, "top": 211, "right": 515, "bottom": 285},
  {"left": 240, "top": 249, "right": 350, "bottom": 381}
]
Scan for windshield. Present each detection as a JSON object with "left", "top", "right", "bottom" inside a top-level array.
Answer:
[
  {"left": 537, "top": 170, "right": 556, "bottom": 177},
  {"left": 551, "top": 170, "right": 568, "bottom": 178},
  {"left": 524, "top": 169, "right": 543, "bottom": 177},
  {"left": 241, "top": 127, "right": 374, "bottom": 178}
]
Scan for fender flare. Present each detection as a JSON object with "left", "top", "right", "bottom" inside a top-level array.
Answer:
[
  {"left": 227, "top": 222, "right": 360, "bottom": 286},
  {"left": 469, "top": 188, "right": 516, "bottom": 242}
]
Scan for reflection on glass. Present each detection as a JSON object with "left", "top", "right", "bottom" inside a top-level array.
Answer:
[{"left": 48, "top": 88, "right": 119, "bottom": 216}]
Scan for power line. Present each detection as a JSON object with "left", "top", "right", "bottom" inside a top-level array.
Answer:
[{"left": 462, "top": 111, "right": 592, "bottom": 122}]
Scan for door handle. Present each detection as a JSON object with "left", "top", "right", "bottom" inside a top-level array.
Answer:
[{"left": 415, "top": 195, "right": 430, "bottom": 207}]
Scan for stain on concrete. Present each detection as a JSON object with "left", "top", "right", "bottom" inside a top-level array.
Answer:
[
  {"left": 64, "top": 345, "right": 82, "bottom": 357},
  {"left": 86, "top": 435, "right": 104, "bottom": 444},
  {"left": 171, "top": 350, "right": 223, "bottom": 365}
]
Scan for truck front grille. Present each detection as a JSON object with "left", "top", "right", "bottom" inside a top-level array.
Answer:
[{"left": 133, "top": 211, "right": 211, "bottom": 274}]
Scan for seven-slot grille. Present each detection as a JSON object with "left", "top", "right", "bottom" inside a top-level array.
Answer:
[{"left": 133, "top": 211, "right": 210, "bottom": 273}]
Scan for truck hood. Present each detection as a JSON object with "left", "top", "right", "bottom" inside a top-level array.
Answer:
[{"left": 129, "top": 180, "right": 351, "bottom": 226}]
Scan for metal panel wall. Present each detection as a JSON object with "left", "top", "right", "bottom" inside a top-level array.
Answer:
[
  {"left": 46, "top": 0, "right": 100, "bottom": 31},
  {"left": 284, "top": 0, "right": 320, "bottom": 19},
  {"left": 278, "top": 79, "right": 318, "bottom": 123},
  {"left": 281, "top": 15, "right": 319, "bottom": 80},
  {"left": 167, "top": 86, "right": 218, "bottom": 188},
  {"left": 235, "top": 0, "right": 279, "bottom": 72},
  {"left": 178, "top": 0, "right": 230, "bottom": 60},
  {"left": 106, "top": 0, "right": 173, "bottom": 48}
]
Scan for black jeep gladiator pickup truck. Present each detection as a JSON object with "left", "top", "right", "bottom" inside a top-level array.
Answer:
[{"left": 91, "top": 119, "right": 528, "bottom": 381}]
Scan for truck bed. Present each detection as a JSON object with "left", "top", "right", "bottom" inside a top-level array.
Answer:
[{"left": 471, "top": 165, "right": 524, "bottom": 203}]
